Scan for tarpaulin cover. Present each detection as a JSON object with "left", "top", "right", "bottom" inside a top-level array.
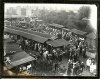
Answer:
[
  {"left": 4, "top": 27, "right": 51, "bottom": 43},
  {"left": 86, "top": 32, "right": 96, "bottom": 39},
  {"left": 5, "top": 26, "right": 52, "bottom": 38},
  {"left": 70, "top": 29, "right": 87, "bottom": 35},
  {"left": 49, "top": 23, "right": 65, "bottom": 28},
  {"left": 7, "top": 51, "right": 35, "bottom": 69},
  {"left": 31, "top": 27, "right": 43, "bottom": 30},
  {"left": 46, "top": 39, "right": 70, "bottom": 47}
]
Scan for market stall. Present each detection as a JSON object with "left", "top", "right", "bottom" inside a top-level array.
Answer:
[{"left": 5, "top": 51, "right": 35, "bottom": 69}]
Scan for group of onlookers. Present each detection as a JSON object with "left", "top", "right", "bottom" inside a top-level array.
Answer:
[
  {"left": 86, "top": 57, "right": 96, "bottom": 75},
  {"left": 4, "top": 18, "right": 97, "bottom": 76},
  {"left": 67, "top": 59, "right": 85, "bottom": 76}
]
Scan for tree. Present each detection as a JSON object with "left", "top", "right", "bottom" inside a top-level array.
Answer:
[
  {"left": 36, "top": 7, "right": 92, "bottom": 32},
  {"left": 78, "top": 6, "right": 91, "bottom": 20}
]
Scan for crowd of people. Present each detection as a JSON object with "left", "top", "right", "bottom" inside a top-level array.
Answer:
[
  {"left": 4, "top": 30, "right": 94, "bottom": 76},
  {"left": 4, "top": 17, "right": 97, "bottom": 76},
  {"left": 67, "top": 59, "right": 85, "bottom": 76},
  {"left": 86, "top": 57, "right": 96, "bottom": 75},
  {"left": 5, "top": 18, "right": 62, "bottom": 39}
]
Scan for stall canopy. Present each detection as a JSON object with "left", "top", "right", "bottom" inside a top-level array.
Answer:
[
  {"left": 4, "top": 40, "right": 23, "bottom": 55},
  {"left": 46, "top": 39, "right": 70, "bottom": 47},
  {"left": 70, "top": 29, "right": 87, "bottom": 35},
  {"left": 62, "top": 27, "right": 69, "bottom": 31},
  {"left": 86, "top": 32, "right": 96, "bottom": 39},
  {"left": 7, "top": 51, "right": 35, "bottom": 69},
  {"left": 5, "top": 26, "right": 52, "bottom": 39},
  {"left": 5, "top": 26, "right": 28, "bottom": 31},
  {"left": 4, "top": 27, "right": 51, "bottom": 43},
  {"left": 5, "top": 25, "right": 43, "bottom": 32},
  {"left": 5, "top": 15, "right": 26, "bottom": 18},
  {"left": 31, "top": 27, "right": 43, "bottom": 30},
  {"left": 49, "top": 23, "right": 65, "bottom": 28}
]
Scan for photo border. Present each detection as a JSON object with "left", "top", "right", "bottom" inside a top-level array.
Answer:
[{"left": 1, "top": 0, "right": 100, "bottom": 79}]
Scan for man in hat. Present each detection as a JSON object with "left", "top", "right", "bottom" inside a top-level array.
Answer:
[
  {"left": 80, "top": 62, "right": 85, "bottom": 73},
  {"left": 86, "top": 58, "right": 92, "bottom": 71}
]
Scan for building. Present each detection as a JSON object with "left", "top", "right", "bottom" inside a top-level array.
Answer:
[
  {"left": 5, "top": 7, "right": 17, "bottom": 15},
  {"left": 16, "top": 6, "right": 21, "bottom": 16},
  {"left": 21, "top": 8, "right": 26, "bottom": 16}
]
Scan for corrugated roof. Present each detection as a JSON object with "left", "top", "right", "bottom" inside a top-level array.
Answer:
[
  {"left": 4, "top": 27, "right": 49, "bottom": 43},
  {"left": 46, "top": 39, "right": 70, "bottom": 47},
  {"left": 5, "top": 26, "right": 52, "bottom": 39},
  {"left": 70, "top": 29, "right": 87, "bottom": 35},
  {"left": 86, "top": 32, "right": 96, "bottom": 39},
  {"left": 7, "top": 51, "right": 35, "bottom": 68},
  {"left": 49, "top": 23, "right": 64, "bottom": 28},
  {"left": 62, "top": 27, "right": 69, "bottom": 31},
  {"left": 31, "top": 27, "right": 43, "bottom": 30},
  {"left": 4, "top": 40, "right": 23, "bottom": 54}
]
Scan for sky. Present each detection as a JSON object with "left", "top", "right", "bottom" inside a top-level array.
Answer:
[
  {"left": 5, "top": 3, "right": 97, "bottom": 30},
  {"left": 5, "top": 3, "right": 94, "bottom": 12}
]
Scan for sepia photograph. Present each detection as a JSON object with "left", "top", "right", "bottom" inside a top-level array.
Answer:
[{"left": 3, "top": 3, "right": 97, "bottom": 77}]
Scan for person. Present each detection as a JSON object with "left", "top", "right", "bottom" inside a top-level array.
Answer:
[
  {"left": 27, "top": 64, "right": 32, "bottom": 73},
  {"left": 56, "top": 48, "right": 60, "bottom": 54},
  {"left": 4, "top": 34, "right": 9, "bottom": 39},
  {"left": 90, "top": 62, "right": 96, "bottom": 74},
  {"left": 91, "top": 58, "right": 95, "bottom": 64},
  {"left": 57, "top": 33, "right": 62, "bottom": 39},
  {"left": 82, "top": 45, "right": 86, "bottom": 58},
  {"left": 27, "top": 64, "right": 32, "bottom": 70},
  {"left": 38, "top": 44, "right": 42, "bottom": 52},
  {"left": 34, "top": 43, "right": 37, "bottom": 51},
  {"left": 37, "top": 43, "right": 40, "bottom": 52},
  {"left": 22, "top": 65, "right": 27, "bottom": 71},
  {"left": 21, "top": 40, "right": 25, "bottom": 50},
  {"left": 25, "top": 40, "right": 29, "bottom": 50},
  {"left": 5, "top": 56, "right": 11, "bottom": 64},
  {"left": 52, "top": 49, "right": 57, "bottom": 61},
  {"left": 80, "top": 62, "right": 85, "bottom": 73},
  {"left": 69, "top": 48, "right": 73, "bottom": 60},
  {"left": 68, "top": 60, "right": 73, "bottom": 74},
  {"left": 51, "top": 50, "right": 55, "bottom": 61},
  {"left": 4, "top": 51, "right": 6, "bottom": 56},
  {"left": 79, "top": 42, "right": 83, "bottom": 54},
  {"left": 62, "top": 66, "right": 67, "bottom": 73},
  {"left": 31, "top": 41, "right": 35, "bottom": 50},
  {"left": 54, "top": 63, "right": 59, "bottom": 71},
  {"left": 67, "top": 62, "right": 72, "bottom": 76},
  {"left": 47, "top": 53, "right": 52, "bottom": 60},
  {"left": 59, "top": 53, "right": 63, "bottom": 62},
  {"left": 43, "top": 49, "right": 49, "bottom": 59},
  {"left": 73, "top": 63, "right": 79, "bottom": 76},
  {"left": 39, "top": 51, "right": 43, "bottom": 56},
  {"left": 10, "top": 35, "right": 14, "bottom": 40},
  {"left": 19, "top": 66, "right": 22, "bottom": 72},
  {"left": 73, "top": 53, "right": 78, "bottom": 63},
  {"left": 86, "top": 58, "right": 92, "bottom": 71}
]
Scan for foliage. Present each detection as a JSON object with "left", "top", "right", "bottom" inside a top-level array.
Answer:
[
  {"left": 78, "top": 6, "right": 91, "bottom": 20},
  {"left": 33, "top": 6, "right": 92, "bottom": 33}
]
